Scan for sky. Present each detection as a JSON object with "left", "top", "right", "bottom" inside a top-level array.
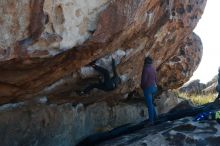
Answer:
[{"left": 190, "top": 0, "right": 220, "bottom": 83}]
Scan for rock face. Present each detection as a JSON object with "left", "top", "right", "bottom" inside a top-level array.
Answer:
[
  {"left": 155, "top": 91, "right": 181, "bottom": 114},
  {"left": 204, "top": 75, "right": 219, "bottom": 94},
  {"left": 0, "top": 0, "right": 109, "bottom": 59},
  {"left": 179, "top": 76, "right": 219, "bottom": 94},
  {"left": 0, "top": 89, "right": 183, "bottom": 146},
  {"left": 0, "top": 1, "right": 210, "bottom": 145},
  {"left": 0, "top": 101, "right": 147, "bottom": 146},
  {"left": 0, "top": 0, "right": 206, "bottom": 105},
  {"left": 179, "top": 79, "right": 206, "bottom": 94}
]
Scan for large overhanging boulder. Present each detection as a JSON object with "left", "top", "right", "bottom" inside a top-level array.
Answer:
[{"left": 0, "top": 0, "right": 206, "bottom": 104}]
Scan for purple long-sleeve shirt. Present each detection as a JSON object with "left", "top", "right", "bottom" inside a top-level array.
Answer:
[{"left": 141, "top": 64, "right": 157, "bottom": 89}]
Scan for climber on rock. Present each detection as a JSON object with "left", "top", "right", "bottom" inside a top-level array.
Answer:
[
  {"left": 80, "top": 57, "right": 121, "bottom": 95},
  {"left": 141, "top": 56, "right": 158, "bottom": 124}
]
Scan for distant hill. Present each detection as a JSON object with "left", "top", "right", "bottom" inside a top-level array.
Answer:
[{"left": 179, "top": 75, "right": 218, "bottom": 94}]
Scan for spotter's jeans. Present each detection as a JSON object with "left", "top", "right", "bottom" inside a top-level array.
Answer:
[{"left": 143, "top": 85, "right": 157, "bottom": 123}]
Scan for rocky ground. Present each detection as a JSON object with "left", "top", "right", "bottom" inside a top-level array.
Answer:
[{"left": 98, "top": 117, "right": 220, "bottom": 146}]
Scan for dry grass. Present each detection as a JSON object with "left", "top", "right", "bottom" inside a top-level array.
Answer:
[{"left": 177, "top": 92, "right": 217, "bottom": 106}]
